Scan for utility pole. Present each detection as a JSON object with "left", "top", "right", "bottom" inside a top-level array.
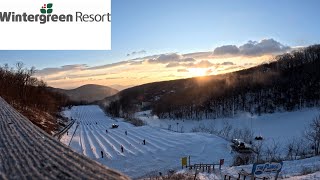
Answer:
[{"left": 250, "top": 112, "right": 253, "bottom": 130}]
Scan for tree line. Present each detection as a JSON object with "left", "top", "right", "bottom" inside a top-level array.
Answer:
[
  {"left": 105, "top": 45, "right": 320, "bottom": 120},
  {"left": 152, "top": 45, "right": 320, "bottom": 119},
  {"left": 0, "top": 63, "right": 71, "bottom": 134}
]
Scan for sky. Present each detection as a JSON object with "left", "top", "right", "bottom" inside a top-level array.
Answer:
[{"left": 0, "top": 0, "right": 319, "bottom": 89}]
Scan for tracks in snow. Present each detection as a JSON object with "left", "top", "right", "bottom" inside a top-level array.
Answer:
[
  {"left": 60, "top": 105, "right": 232, "bottom": 178},
  {"left": 62, "top": 106, "right": 193, "bottom": 161},
  {"left": 0, "top": 97, "right": 128, "bottom": 180}
]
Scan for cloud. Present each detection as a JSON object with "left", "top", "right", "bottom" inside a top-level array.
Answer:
[
  {"left": 220, "top": 61, "right": 235, "bottom": 66},
  {"left": 243, "top": 62, "right": 256, "bottom": 66},
  {"left": 166, "top": 62, "right": 181, "bottom": 68},
  {"left": 240, "top": 39, "right": 291, "bottom": 55},
  {"left": 213, "top": 39, "right": 291, "bottom": 56},
  {"left": 214, "top": 45, "right": 239, "bottom": 55},
  {"left": 34, "top": 38, "right": 293, "bottom": 89},
  {"left": 177, "top": 69, "right": 189, "bottom": 72},
  {"left": 148, "top": 53, "right": 196, "bottom": 64},
  {"left": 127, "top": 50, "right": 146, "bottom": 56},
  {"left": 166, "top": 60, "right": 216, "bottom": 69},
  {"left": 206, "top": 69, "right": 213, "bottom": 75},
  {"left": 187, "top": 60, "right": 214, "bottom": 68},
  {"left": 36, "top": 64, "right": 87, "bottom": 76},
  {"left": 105, "top": 77, "right": 123, "bottom": 80},
  {"left": 183, "top": 51, "right": 213, "bottom": 59},
  {"left": 129, "top": 61, "right": 143, "bottom": 65},
  {"left": 87, "top": 61, "right": 130, "bottom": 70},
  {"left": 219, "top": 65, "right": 244, "bottom": 72}
]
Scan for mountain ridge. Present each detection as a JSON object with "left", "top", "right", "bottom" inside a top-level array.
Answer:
[
  {"left": 49, "top": 84, "right": 118, "bottom": 103},
  {"left": 100, "top": 45, "right": 320, "bottom": 119}
]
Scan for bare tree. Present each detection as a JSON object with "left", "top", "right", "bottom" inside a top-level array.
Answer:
[
  {"left": 265, "top": 139, "right": 281, "bottom": 162},
  {"left": 305, "top": 115, "right": 320, "bottom": 155},
  {"left": 286, "top": 139, "right": 295, "bottom": 160},
  {"left": 253, "top": 140, "right": 264, "bottom": 163},
  {"left": 219, "top": 121, "right": 233, "bottom": 139},
  {"left": 0, "top": 64, "right": 71, "bottom": 134},
  {"left": 231, "top": 127, "right": 253, "bottom": 143}
]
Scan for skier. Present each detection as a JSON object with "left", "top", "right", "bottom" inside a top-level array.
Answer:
[
  {"left": 125, "top": 130, "right": 127, "bottom": 135},
  {"left": 96, "top": 122, "right": 97, "bottom": 125},
  {"left": 143, "top": 139, "right": 146, "bottom": 145},
  {"left": 101, "top": 150, "right": 104, "bottom": 158},
  {"left": 106, "top": 129, "right": 108, "bottom": 133},
  {"left": 121, "top": 145, "right": 124, "bottom": 153}
]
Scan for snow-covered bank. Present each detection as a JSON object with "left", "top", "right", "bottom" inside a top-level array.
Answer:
[
  {"left": 221, "top": 156, "right": 320, "bottom": 179},
  {"left": 170, "top": 156, "right": 320, "bottom": 180},
  {"left": 137, "top": 108, "right": 320, "bottom": 152}
]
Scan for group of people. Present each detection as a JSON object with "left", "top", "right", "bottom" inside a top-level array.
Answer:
[
  {"left": 100, "top": 145, "right": 124, "bottom": 158},
  {"left": 100, "top": 129, "right": 147, "bottom": 158}
]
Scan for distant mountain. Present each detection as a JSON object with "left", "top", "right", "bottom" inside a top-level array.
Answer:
[
  {"left": 50, "top": 84, "right": 119, "bottom": 103},
  {"left": 101, "top": 45, "right": 320, "bottom": 119},
  {"left": 109, "top": 84, "right": 133, "bottom": 91}
]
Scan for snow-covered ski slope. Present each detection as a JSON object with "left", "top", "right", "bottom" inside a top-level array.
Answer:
[{"left": 61, "top": 105, "right": 232, "bottom": 178}]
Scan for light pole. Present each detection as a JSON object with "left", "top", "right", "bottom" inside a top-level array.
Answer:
[{"left": 250, "top": 112, "right": 253, "bottom": 130}]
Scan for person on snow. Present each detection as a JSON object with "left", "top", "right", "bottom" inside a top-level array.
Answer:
[
  {"left": 125, "top": 130, "right": 127, "bottom": 135},
  {"left": 106, "top": 129, "right": 108, "bottom": 133},
  {"left": 101, "top": 150, "right": 104, "bottom": 158},
  {"left": 143, "top": 139, "right": 146, "bottom": 145},
  {"left": 121, "top": 145, "right": 124, "bottom": 153}
]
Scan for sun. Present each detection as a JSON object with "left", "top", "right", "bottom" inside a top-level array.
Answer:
[{"left": 188, "top": 68, "right": 208, "bottom": 77}]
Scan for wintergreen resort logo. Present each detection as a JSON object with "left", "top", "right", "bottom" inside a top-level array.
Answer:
[
  {"left": 0, "top": 3, "right": 111, "bottom": 24},
  {"left": 41, "top": 3, "right": 53, "bottom": 14}
]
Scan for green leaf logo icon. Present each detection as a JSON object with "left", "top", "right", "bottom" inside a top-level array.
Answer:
[
  {"left": 40, "top": 3, "right": 53, "bottom": 14},
  {"left": 40, "top": 9, "right": 46, "bottom": 14}
]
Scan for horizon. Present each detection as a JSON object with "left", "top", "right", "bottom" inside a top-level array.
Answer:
[{"left": 1, "top": 0, "right": 319, "bottom": 89}]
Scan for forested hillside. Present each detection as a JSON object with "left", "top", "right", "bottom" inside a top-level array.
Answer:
[
  {"left": 0, "top": 63, "right": 71, "bottom": 134},
  {"left": 103, "top": 45, "right": 320, "bottom": 119}
]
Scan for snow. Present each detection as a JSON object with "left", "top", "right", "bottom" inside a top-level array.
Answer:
[
  {"left": 220, "top": 156, "right": 320, "bottom": 179},
  {"left": 0, "top": 97, "right": 127, "bottom": 180},
  {"left": 137, "top": 108, "right": 320, "bottom": 153},
  {"left": 60, "top": 105, "right": 233, "bottom": 178},
  {"left": 173, "top": 156, "right": 320, "bottom": 180},
  {"left": 288, "top": 172, "right": 320, "bottom": 180},
  {"left": 61, "top": 105, "right": 320, "bottom": 179}
]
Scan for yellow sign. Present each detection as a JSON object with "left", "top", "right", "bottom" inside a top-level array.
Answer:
[{"left": 181, "top": 157, "right": 187, "bottom": 166}]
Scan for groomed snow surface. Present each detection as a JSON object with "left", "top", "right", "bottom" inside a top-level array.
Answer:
[
  {"left": 61, "top": 105, "right": 320, "bottom": 179},
  {"left": 60, "top": 105, "right": 233, "bottom": 179}
]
